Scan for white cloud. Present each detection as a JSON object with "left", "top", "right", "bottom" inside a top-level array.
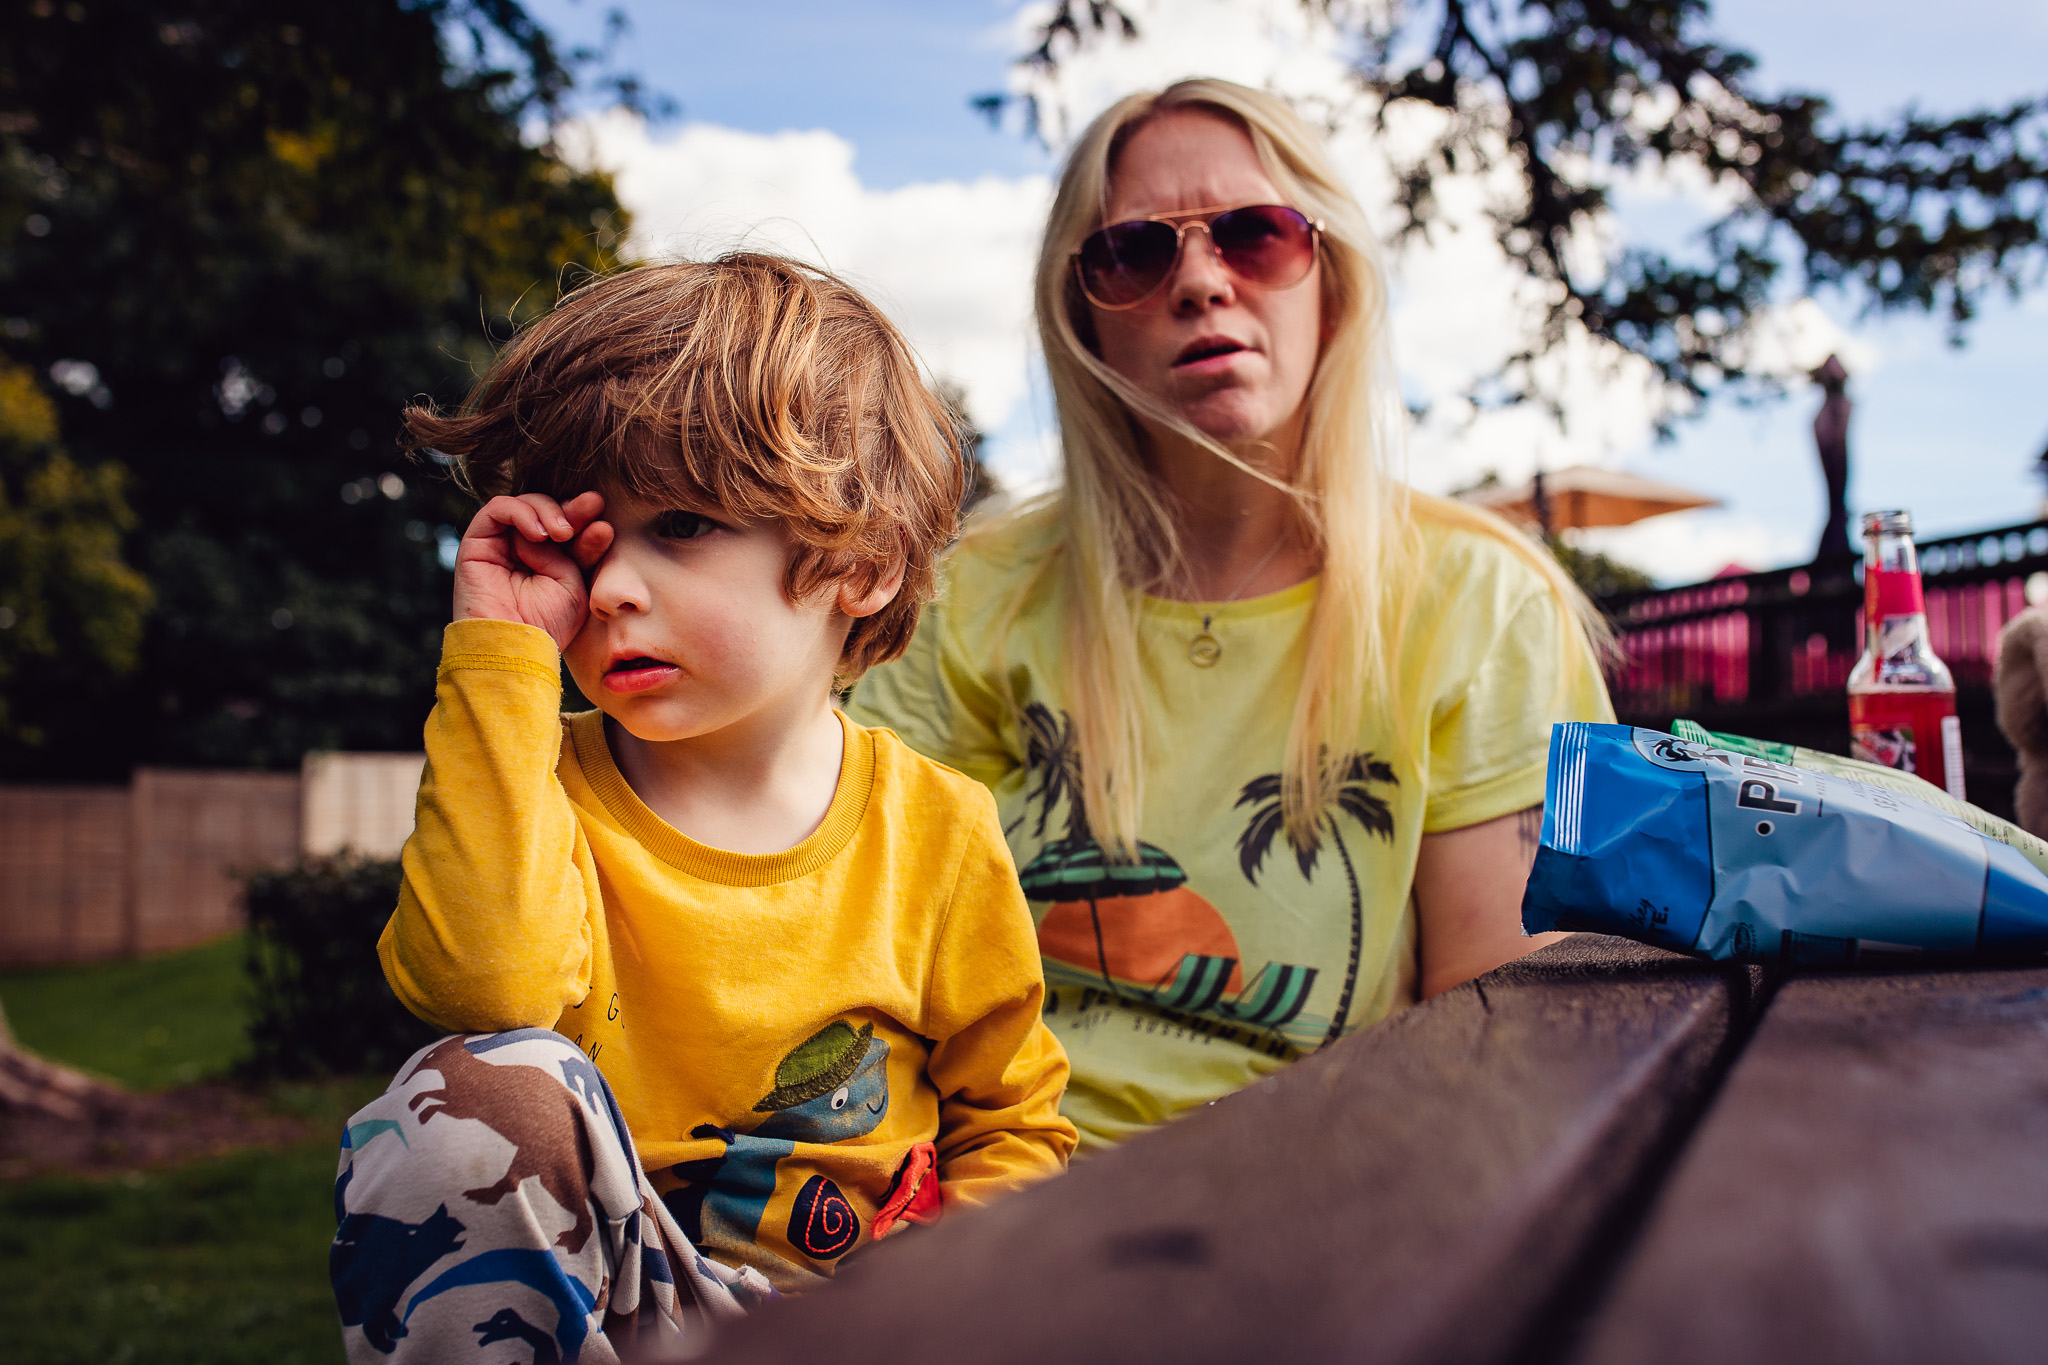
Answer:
[
  {"left": 565, "top": 0, "right": 1855, "bottom": 568},
  {"left": 1003, "top": 0, "right": 1383, "bottom": 141},
  {"left": 1723, "top": 296, "right": 1880, "bottom": 379},
  {"left": 1573, "top": 509, "right": 1811, "bottom": 586},
  {"left": 562, "top": 110, "right": 1052, "bottom": 474}
]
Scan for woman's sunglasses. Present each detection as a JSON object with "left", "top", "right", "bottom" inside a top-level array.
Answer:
[{"left": 1072, "top": 203, "right": 1323, "bottom": 310}]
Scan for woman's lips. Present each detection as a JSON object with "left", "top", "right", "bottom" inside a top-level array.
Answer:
[
  {"left": 602, "top": 658, "right": 680, "bottom": 694},
  {"left": 1172, "top": 338, "right": 1249, "bottom": 373}
]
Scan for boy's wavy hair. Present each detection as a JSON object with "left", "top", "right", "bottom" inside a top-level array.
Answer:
[{"left": 404, "top": 253, "right": 965, "bottom": 680}]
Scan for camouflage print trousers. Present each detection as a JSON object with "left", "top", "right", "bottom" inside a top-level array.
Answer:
[{"left": 330, "top": 1029, "right": 777, "bottom": 1364}]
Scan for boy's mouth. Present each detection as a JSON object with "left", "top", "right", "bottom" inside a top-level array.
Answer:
[{"left": 602, "top": 656, "right": 680, "bottom": 695}]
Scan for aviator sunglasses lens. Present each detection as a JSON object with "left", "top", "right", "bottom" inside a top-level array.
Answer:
[
  {"left": 1209, "top": 205, "right": 1315, "bottom": 285},
  {"left": 1077, "top": 219, "right": 1182, "bottom": 307}
]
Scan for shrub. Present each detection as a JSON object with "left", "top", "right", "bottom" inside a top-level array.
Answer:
[
  {"left": 241, "top": 855, "right": 438, "bottom": 1080},
  {"left": 1550, "top": 540, "right": 1656, "bottom": 599}
]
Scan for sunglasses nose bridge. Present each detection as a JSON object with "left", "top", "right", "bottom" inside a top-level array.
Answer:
[{"left": 1170, "top": 219, "right": 1230, "bottom": 282}]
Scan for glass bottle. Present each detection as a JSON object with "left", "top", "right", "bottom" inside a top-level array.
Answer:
[{"left": 1846, "top": 509, "right": 1963, "bottom": 798}]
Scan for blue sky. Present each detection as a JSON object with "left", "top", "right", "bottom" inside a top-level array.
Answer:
[
  {"left": 530, "top": 0, "right": 1043, "bottom": 186},
  {"left": 526, "top": 0, "right": 2046, "bottom": 580},
  {"left": 1604, "top": 0, "right": 2048, "bottom": 570}
]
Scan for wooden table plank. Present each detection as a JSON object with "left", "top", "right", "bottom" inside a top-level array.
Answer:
[
  {"left": 706, "top": 936, "right": 1756, "bottom": 1365},
  {"left": 1567, "top": 966, "right": 2048, "bottom": 1365}
]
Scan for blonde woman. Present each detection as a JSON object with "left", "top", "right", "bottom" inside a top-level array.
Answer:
[{"left": 848, "top": 79, "right": 1614, "bottom": 1150}]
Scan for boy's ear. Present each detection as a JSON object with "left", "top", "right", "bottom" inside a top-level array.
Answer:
[{"left": 836, "top": 555, "right": 906, "bottom": 621}]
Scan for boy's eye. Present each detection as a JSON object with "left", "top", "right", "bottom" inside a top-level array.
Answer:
[{"left": 650, "top": 510, "right": 719, "bottom": 541}]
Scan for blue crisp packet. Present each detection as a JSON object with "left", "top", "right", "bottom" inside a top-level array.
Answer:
[{"left": 1523, "top": 723, "right": 2048, "bottom": 965}]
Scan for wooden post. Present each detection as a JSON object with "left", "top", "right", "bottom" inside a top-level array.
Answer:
[{"left": 123, "top": 768, "right": 150, "bottom": 958}]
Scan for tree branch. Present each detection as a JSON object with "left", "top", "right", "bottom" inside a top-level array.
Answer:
[{"left": 999, "top": 0, "right": 2048, "bottom": 424}]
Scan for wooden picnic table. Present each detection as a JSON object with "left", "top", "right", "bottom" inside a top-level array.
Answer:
[{"left": 702, "top": 935, "right": 2048, "bottom": 1365}]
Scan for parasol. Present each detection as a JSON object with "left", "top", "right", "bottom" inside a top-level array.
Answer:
[
  {"left": 1018, "top": 840, "right": 1187, "bottom": 993},
  {"left": 1462, "top": 464, "right": 1720, "bottom": 534}
]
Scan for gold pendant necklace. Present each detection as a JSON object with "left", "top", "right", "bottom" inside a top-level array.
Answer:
[{"left": 1186, "top": 535, "right": 1288, "bottom": 667}]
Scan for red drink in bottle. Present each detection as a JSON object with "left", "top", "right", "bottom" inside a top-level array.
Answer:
[{"left": 1847, "top": 509, "right": 1964, "bottom": 799}]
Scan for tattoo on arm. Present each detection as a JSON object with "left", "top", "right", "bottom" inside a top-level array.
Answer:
[{"left": 1516, "top": 805, "right": 1543, "bottom": 866}]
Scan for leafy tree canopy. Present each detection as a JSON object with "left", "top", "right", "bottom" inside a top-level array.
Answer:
[
  {"left": 0, "top": 358, "right": 151, "bottom": 748},
  {"left": 0, "top": 0, "right": 631, "bottom": 777},
  {"left": 996, "top": 0, "right": 2048, "bottom": 423},
  {"left": 933, "top": 378, "right": 1003, "bottom": 519},
  {"left": 1547, "top": 538, "right": 1655, "bottom": 599}
]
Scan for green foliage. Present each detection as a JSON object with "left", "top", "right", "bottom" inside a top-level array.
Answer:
[
  {"left": 242, "top": 855, "right": 439, "bottom": 1080},
  {"left": 0, "top": 1136, "right": 355, "bottom": 1365},
  {"left": 1357, "top": 0, "right": 2048, "bottom": 414},
  {"left": 1549, "top": 539, "right": 1657, "bottom": 600},
  {"left": 0, "top": 933, "right": 249, "bottom": 1091},
  {"left": 998, "top": 1, "right": 2048, "bottom": 421},
  {"left": 0, "top": 0, "right": 629, "bottom": 776},
  {"left": 0, "top": 359, "right": 152, "bottom": 746}
]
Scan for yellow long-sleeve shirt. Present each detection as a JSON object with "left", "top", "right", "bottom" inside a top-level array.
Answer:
[{"left": 379, "top": 618, "right": 1076, "bottom": 1289}]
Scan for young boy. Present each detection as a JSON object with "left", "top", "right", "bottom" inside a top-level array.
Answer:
[{"left": 331, "top": 255, "right": 1074, "bottom": 1363}]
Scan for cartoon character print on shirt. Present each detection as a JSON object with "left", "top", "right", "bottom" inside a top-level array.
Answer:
[
  {"left": 1014, "top": 703, "right": 1397, "bottom": 1051},
  {"left": 665, "top": 1019, "right": 902, "bottom": 1274}
]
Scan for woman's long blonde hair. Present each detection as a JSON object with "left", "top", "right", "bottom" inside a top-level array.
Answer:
[{"left": 1016, "top": 78, "right": 1599, "bottom": 857}]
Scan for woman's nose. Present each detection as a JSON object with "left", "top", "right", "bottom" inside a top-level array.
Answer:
[{"left": 1170, "top": 225, "right": 1235, "bottom": 309}]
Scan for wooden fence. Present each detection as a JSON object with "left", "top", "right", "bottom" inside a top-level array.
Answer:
[
  {"left": 301, "top": 751, "right": 426, "bottom": 857},
  {"left": 0, "top": 753, "right": 424, "bottom": 968}
]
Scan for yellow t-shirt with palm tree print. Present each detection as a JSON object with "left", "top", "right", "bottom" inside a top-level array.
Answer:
[{"left": 845, "top": 501, "right": 1614, "bottom": 1150}]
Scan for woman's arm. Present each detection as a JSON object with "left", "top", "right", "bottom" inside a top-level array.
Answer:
[{"left": 1410, "top": 805, "right": 1566, "bottom": 999}]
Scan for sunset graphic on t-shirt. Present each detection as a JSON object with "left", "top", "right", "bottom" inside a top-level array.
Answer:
[{"left": 1011, "top": 703, "right": 1337, "bottom": 1034}]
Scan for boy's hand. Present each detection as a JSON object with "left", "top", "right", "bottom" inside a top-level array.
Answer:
[{"left": 453, "top": 492, "right": 613, "bottom": 652}]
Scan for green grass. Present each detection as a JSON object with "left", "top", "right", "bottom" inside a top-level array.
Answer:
[
  {"left": 0, "top": 940, "right": 386, "bottom": 1363},
  {"left": 0, "top": 1136, "right": 348, "bottom": 1365},
  {"left": 0, "top": 932, "right": 250, "bottom": 1089}
]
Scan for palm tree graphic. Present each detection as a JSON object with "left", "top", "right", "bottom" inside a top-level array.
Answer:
[
  {"left": 1234, "top": 753, "right": 1398, "bottom": 1048},
  {"left": 1013, "top": 704, "right": 1189, "bottom": 995},
  {"left": 1019, "top": 703, "right": 1087, "bottom": 846}
]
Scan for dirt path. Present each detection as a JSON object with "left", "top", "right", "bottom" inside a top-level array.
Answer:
[{"left": 0, "top": 1081, "right": 328, "bottom": 1180}]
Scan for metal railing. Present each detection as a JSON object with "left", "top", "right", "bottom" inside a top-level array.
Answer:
[{"left": 1595, "top": 519, "right": 2047, "bottom": 821}]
